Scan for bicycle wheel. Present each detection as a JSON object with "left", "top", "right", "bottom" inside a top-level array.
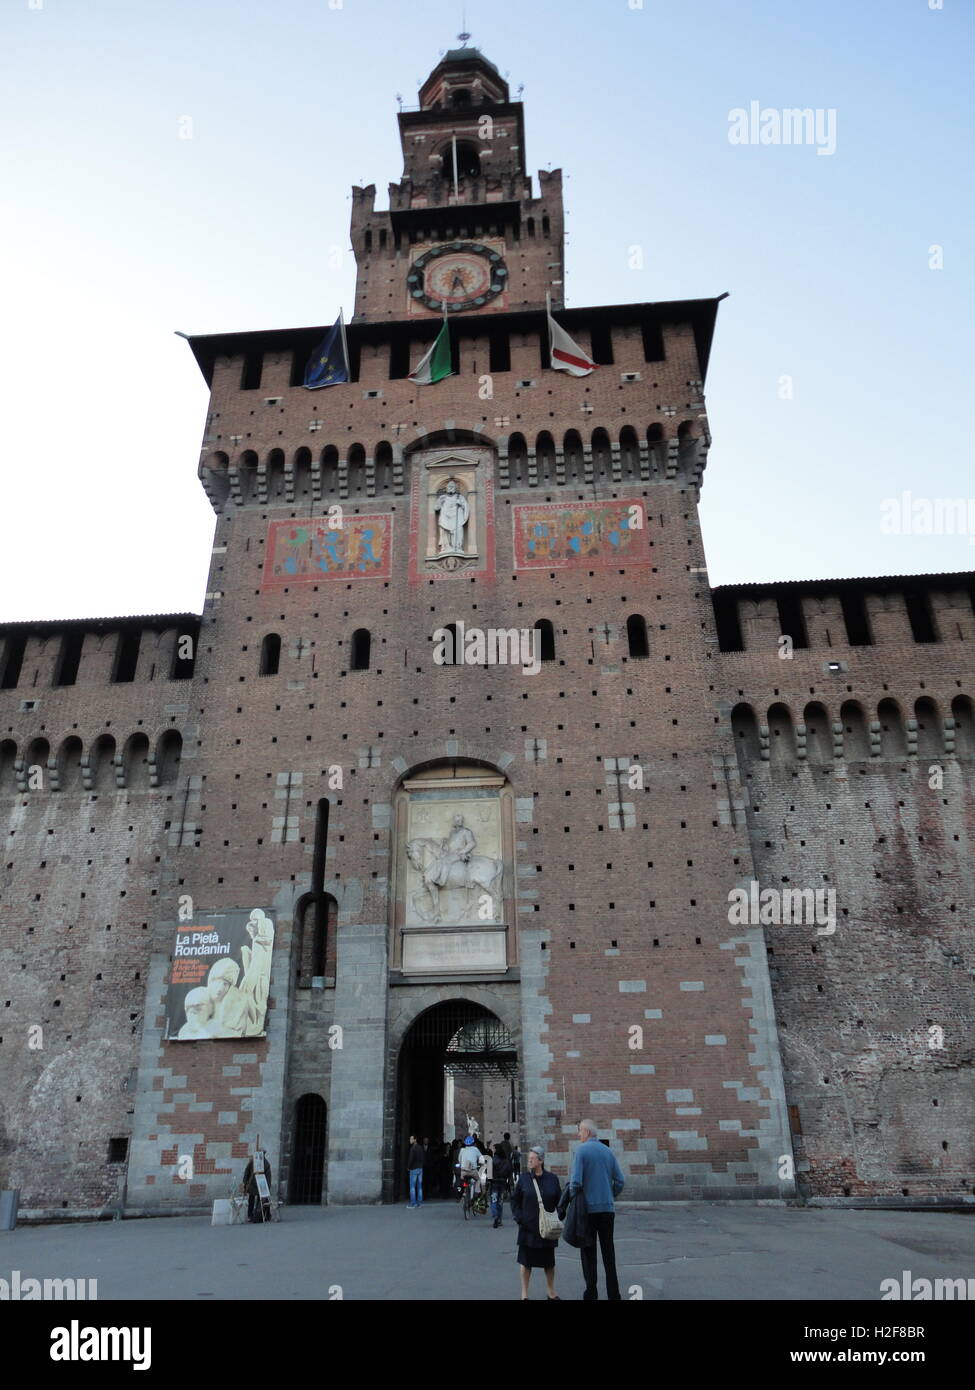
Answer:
[{"left": 462, "top": 1187, "right": 471, "bottom": 1220}]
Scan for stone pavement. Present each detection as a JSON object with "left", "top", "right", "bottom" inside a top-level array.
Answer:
[{"left": 2, "top": 1201, "right": 973, "bottom": 1301}]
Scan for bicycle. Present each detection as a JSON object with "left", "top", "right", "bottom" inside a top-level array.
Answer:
[{"left": 459, "top": 1173, "right": 482, "bottom": 1219}]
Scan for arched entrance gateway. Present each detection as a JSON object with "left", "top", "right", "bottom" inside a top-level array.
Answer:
[{"left": 393, "top": 1000, "right": 518, "bottom": 1202}]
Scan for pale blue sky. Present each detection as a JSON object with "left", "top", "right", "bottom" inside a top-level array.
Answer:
[{"left": 1, "top": 0, "right": 972, "bottom": 620}]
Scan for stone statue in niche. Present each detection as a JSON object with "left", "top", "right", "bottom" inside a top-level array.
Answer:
[
  {"left": 406, "top": 813, "right": 502, "bottom": 925},
  {"left": 434, "top": 478, "right": 470, "bottom": 555}
]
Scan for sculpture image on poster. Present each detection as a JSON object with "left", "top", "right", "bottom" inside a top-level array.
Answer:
[{"left": 164, "top": 908, "right": 275, "bottom": 1041}]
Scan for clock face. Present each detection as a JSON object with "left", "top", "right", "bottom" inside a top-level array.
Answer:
[{"left": 407, "top": 241, "right": 508, "bottom": 312}]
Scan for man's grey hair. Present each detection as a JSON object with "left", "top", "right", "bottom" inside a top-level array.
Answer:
[{"left": 578, "top": 1118, "right": 597, "bottom": 1137}]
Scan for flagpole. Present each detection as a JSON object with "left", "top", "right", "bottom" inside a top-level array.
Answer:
[
  {"left": 338, "top": 307, "right": 350, "bottom": 379},
  {"left": 452, "top": 133, "right": 459, "bottom": 198}
]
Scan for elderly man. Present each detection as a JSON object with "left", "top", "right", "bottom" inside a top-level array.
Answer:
[
  {"left": 176, "top": 986, "right": 214, "bottom": 1039},
  {"left": 568, "top": 1118, "right": 625, "bottom": 1301}
]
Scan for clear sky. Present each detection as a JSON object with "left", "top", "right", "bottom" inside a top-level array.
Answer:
[{"left": 1, "top": 0, "right": 972, "bottom": 620}]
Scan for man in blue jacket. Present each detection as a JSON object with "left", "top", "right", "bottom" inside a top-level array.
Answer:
[{"left": 568, "top": 1118, "right": 625, "bottom": 1300}]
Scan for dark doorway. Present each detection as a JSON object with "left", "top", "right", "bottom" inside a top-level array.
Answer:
[
  {"left": 393, "top": 1000, "right": 517, "bottom": 1202},
  {"left": 289, "top": 1094, "right": 327, "bottom": 1204}
]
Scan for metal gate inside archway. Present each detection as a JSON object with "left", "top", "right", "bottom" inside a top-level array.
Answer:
[{"left": 394, "top": 1000, "right": 517, "bottom": 1202}]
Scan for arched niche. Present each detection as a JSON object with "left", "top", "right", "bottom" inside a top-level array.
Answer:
[{"left": 390, "top": 760, "right": 515, "bottom": 976}]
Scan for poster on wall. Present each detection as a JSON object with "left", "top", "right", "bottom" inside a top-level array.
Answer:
[{"left": 164, "top": 909, "right": 275, "bottom": 1041}]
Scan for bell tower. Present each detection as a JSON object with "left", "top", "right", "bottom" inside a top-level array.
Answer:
[{"left": 351, "top": 46, "right": 565, "bottom": 322}]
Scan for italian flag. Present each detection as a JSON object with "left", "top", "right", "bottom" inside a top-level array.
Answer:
[
  {"left": 547, "top": 301, "right": 598, "bottom": 376},
  {"left": 409, "top": 312, "right": 453, "bottom": 385}
]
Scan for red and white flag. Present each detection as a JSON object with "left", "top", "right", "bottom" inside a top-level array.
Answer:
[{"left": 547, "top": 302, "right": 597, "bottom": 376}]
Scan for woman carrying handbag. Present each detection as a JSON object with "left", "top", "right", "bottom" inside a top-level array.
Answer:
[{"left": 509, "top": 1144, "right": 563, "bottom": 1300}]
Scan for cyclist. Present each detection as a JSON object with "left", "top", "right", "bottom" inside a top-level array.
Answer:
[{"left": 458, "top": 1134, "right": 480, "bottom": 1202}]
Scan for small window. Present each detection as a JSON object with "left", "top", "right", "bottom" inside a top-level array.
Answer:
[
  {"left": 112, "top": 629, "right": 141, "bottom": 684},
  {"left": 108, "top": 1137, "right": 129, "bottom": 1163},
  {"left": 350, "top": 628, "right": 371, "bottom": 671},
  {"left": 626, "top": 614, "right": 649, "bottom": 659},
  {"left": 260, "top": 634, "right": 281, "bottom": 676},
  {"left": 53, "top": 631, "right": 84, "bottom": 687},
  {"left": 241, "top": 351, "right": 263, "bottom": 391},
  {"left": 534, "top": 619, "right": 555, "bottom": 662},
  {"left": 0, "top": 631, "right": 27, "bottom": 690}
]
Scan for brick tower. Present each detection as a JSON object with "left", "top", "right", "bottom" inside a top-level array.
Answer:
[{"left": 118, "top": 44, "right": 795, "bottom": 1208}]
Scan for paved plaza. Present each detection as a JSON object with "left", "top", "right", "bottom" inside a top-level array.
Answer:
[{"left": 2, "top": 1202, "right": 973, "bottom": 1301}]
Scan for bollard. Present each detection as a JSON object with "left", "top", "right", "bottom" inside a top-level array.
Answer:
[{"left": 0, "top": 1190, "right": 19, "bottom": 1231}]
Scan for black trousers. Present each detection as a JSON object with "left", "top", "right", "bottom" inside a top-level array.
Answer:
[{"left": 580, "top": 1212, "right": 621, "bottom": 1300}]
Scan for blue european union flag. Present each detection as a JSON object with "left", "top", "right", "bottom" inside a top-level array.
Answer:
[{"left": 303, "top": 310, "right": 349, "bottom": 389}]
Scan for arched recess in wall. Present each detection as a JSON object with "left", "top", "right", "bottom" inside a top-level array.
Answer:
[
  {"left": 647, "top": 423, "right": 664, "bottom": 472},
  {"left": 238, "top": 449, "right": 259, "bottom": 504},
  {"left": 677, "top": 418, "right": 700, "bottom": 472},
  {"left": 260, "top": 633, "right": 281, "bottom": 677},
  {"left": 0, "top": 738, "right": 17, "bottom": 793},
  {"left": 508, "top": 432, "right": 528, "bottom": 488},
  {"left": 877, "top": 699, "right": 907, "bottom": 758},
  {"left": 591, "top": 427, "right": 611, "bottom": 482},
  {"left": 124, "top": 733, "right": 151, "bottom": 789},
  {"left": 157, "top": 730, "right": 182, "bottom": 785},
  {"left": 202, "top": 451, "right": 231, "bottom": 508},
  {"left": 90, "top": 734, "right": 116, "bottom": 792},
  {"left": 626, "top": 613, "right": 649, "bottom": 659},
  {"left": 563, "top": 429, "right": 584, "bottom": 483},
  {"left": 25, "top": 737, "right": 50, "bottom": 790},
  {"left": 536, "top": 431, "right": 556, "bottom": 484},
  {"left": 620, "top": 425, "right": 639, "bottom": 480},
  {"left": 391, "top": 759, "right": 515, "bottom": 974},
  {"left": 292, "top": 445, "right": 312, "bottom": 500},
  {"left": 321, "top": 445, "right": 340, "bottom": 498},
  {"left": 839, "top": 701, "right": 870, "bottom": 761},
  {"left": 375, "top": 440, "right": 394, "bottom": 495},
  {"left": 803, "top": 702, "right": 831, "bottom": 765},
  {"left": 731, "top": 703, "right": 760, "bottom": 776},
  {"left": 347, "top": 443, "right": 367, "bottom": 495},
  {"left": 350, "top": 628, "right": 371, "bottom": 671},
  {"left": 767, "top": 702, "right": 796, "bottom": 766},
  {"left": 267, "top": 448, "right": 286, "bottom": 501},
  {"left": 58, "top": 736, "right": 83, "bottom": 792},
  {"left": 533, "top": 619, "right": 555, "bottom": 662},
  {"left": 951, "top": 695, "right": 975, "bottom": 756},
  {"left": 295, "top": 892, "right": 339, "bottom": 986},
  {"left": 914, "top": 697, "right": 942, "bottom": 758}
]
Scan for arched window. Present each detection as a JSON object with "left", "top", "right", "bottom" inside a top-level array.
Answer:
[
  {"left": 803, "top": 702, "right": 831, "bottom": 765},
  {"left": 90, "top": 734, "right": 116, "bottom": 792},
  {"left": 350, "top": 629, "right": 371, "bottom": 671},
  {"left": 534, "top": 619, "right": 555, "bottom": 662},
  {"left": 767, "top": 702, "right": 796, "bottom": 765},
  {"left": 626, "top": 614, "right": 649, "bottom": 659},
  {"left": 57, "top": 736, "right": 83, "bottom": 792},
  {"left": 260, "top": 634, "right": 281, "bottom": 676},
  {"left": 877, "top": 699, "right": 907, "bottom": 757},
  {"left": 442, "top": 140, "right": 479, "bottom": 177},
  {"left": 914, "top": 697, "right": 942, "bottom": 758},
  {"left": 450, "top": 88, "right": 472, "bottom": 108},
  {"left": 840, "top": 700, "right": 870, "bottom": 760},
  {"left": 156, "top": 730, "right": 182, "bottom": 786},
  {"left": 0, "top": 738, "right": 18, "bottom": 794},
  {"left": 542, "top": 213, "right": 551, "bottom": 236},
  {"left": 731, "top": 703, "right": 760, "bottom": 767},
  {"left": 124, "top": 732, "right": 151, "bottom": 789},
  {"left": 951, "top": 695, "right": 975, "bottom": 757}
]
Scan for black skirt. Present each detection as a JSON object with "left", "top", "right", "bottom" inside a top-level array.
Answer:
[{"left": 518, "top": 1243, "right": 556, "bottom": 1270}]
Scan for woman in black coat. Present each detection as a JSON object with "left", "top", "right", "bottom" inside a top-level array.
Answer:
[{"left": 509, "top": 1144, "right": 562, "bottom": 1300}]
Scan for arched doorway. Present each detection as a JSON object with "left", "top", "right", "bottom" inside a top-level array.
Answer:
[
  {"left": 289, "top": 1094, "right": 327, "bottom": 1204},
  {"left": 394, "top": 1000, "right": 518, "bottom": 1201}
]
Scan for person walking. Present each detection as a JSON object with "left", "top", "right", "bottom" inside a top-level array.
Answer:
[
  {"left": 497, "top": 1131, "right": 513, "bottom": 1161},
  {"left": 490, "top": 1142, "right": 511, "bottom": 1227},
  {"left": 510, "top": 1145, "right": 562, "bottom": 1300},
  {"left": 407, "top": 1134, "right": 425, "bottom": 1207},
  {"left": 568, "top": 1119, "right": 625, "bottom": 1300}
]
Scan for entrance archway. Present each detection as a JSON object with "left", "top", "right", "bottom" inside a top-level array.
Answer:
[
  {"left": 394, "top": 1000, "right": 518, "bottom": 1202},
  {"left": 289, "top": 1094, "right": 327, "bottom": 1204}
]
